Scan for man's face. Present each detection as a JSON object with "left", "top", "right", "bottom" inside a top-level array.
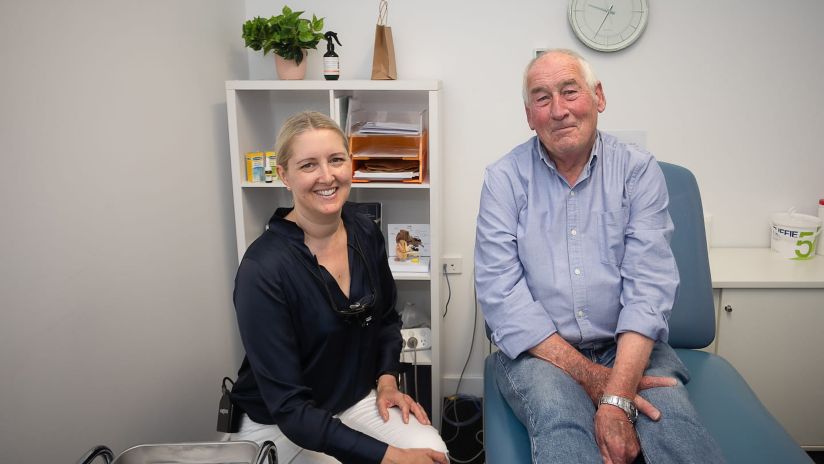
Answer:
[{"left": 524, "top": 53, "right": 606, "bottom": 161}]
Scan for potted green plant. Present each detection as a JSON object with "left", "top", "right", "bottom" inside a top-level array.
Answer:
[{"left": 242, "top": 6, "right": 325, "bottom": 80}]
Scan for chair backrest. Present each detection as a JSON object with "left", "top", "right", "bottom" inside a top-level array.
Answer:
[{"left": 658, "top": 162, "right": 716, "bottom": 349}]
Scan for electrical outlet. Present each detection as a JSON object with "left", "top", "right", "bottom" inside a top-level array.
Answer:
[
  {"left": 401, "top": 327, "right": 431, "bottom": 351},
  {"left": 442, "top": 256, "right": 462, "bottom": 274}
]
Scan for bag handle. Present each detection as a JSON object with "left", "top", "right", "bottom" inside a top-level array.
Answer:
[
  {"left": 222, "top": 376, "right": 235, "bottom": 394},
  {"left": 377, "top": 0, "right": 389, "bottom": 26}
]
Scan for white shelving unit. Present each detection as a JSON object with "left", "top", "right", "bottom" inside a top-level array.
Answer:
[{"left": 225, "top": 80, "right": 443, "bottom": 428}]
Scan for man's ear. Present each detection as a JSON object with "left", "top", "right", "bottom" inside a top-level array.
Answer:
[
  {"left": 594, "top": 82, "right": 606, "bottom": 113},
  {"left": 525, "top": 104, "right": 535, "bottom": 131}
]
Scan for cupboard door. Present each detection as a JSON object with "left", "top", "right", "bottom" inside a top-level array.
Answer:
[{"left": 716, "top": 288, "right": 824, "bottom": 448}]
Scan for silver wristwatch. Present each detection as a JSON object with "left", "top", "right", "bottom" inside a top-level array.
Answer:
[{"left": 599, "top": 395, "right": 638, "bottom": 424}]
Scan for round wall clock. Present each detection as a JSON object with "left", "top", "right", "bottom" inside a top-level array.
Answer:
[{"left": 567, "top": 0, "right": 649, "bottom": 52}]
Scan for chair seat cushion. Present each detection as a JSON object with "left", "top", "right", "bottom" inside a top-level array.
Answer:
[
  {"left": 483, "top": 352, "right": 812, "bottom": 464},
  {"left": 676, "top": 349, "right": 811, "bottom": 464}
]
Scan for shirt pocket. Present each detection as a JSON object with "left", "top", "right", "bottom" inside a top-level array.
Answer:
[{"left": 597, "top": 208, "right": 629, "bottom": 265}]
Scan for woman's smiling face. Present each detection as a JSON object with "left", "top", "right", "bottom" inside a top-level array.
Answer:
[{"left": 278, "top": 128, "right": 352, "bottom": 220}]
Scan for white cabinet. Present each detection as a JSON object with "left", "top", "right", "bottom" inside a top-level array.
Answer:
[
  {"left": 710, "top": 248, "right": 824, "bottom": 449},
  {"left": 225, "top": 80, "right": 443, "bottom": 427}
]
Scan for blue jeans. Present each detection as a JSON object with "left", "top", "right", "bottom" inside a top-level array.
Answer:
[{"left": 495, "top": 341, "right": 725, "bottom": 463}]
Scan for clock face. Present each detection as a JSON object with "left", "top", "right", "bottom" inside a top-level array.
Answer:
[{"left": 568, "top": 0, "right": 649, "bottom": 52}]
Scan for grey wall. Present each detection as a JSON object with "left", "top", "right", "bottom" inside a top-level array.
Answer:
[
  {"left": 245, "top": 0, "right": 824, "bottom": 395},
  {"left": 0, "top": 1, "right": 247, "bottom": 462}
]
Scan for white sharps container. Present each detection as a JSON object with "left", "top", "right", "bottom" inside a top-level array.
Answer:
[{"left": 769, "top": 209, "right": 822, "bottom": 260}]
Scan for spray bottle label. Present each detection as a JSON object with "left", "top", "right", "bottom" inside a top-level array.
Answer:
[{"left": 323, "top": 57, "right": 340, "bottom": 76}]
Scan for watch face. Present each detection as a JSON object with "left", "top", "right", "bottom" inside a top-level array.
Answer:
[
  {"left": 629, "top": 405, "right": 638, "bottom": 423},
  {"left": 568, "top": 0, "right": 649, "bottom": 52}
]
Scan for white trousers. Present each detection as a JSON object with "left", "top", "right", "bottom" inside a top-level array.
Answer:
[{"left": 227, "top": 390, "right": 448, "bottom": 463}]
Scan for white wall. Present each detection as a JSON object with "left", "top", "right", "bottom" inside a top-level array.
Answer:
[
  {"left": 0, "top": 1, "right": 247, "bottom": 462},
  {"left": 2, "top": 2, "right": 822, "bottom": 460},
  {"left": 246, "top": 0, "right": 824, "bottom": 395}
]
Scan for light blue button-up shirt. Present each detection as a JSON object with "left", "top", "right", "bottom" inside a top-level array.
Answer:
[{"left": 474, "top": 131, "right": 679, "bottom": 359}]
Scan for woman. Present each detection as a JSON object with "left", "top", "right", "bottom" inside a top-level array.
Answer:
[{"left": 228, "top": 111, "right": 448, "bottom": 464}]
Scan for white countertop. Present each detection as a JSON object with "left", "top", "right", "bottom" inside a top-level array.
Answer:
[{"left": 709, "top": 248, "right": 824, "bottom": 288}]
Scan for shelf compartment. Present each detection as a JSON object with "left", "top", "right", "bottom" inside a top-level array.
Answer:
[
  {"left": 348, "top": 109, "right": 427, "bottom": 184},
  {"left": 392, "top": 271, "right": 431, "bottom": 281},
  {"left": 400, "top": 349, "right": 432, "bottom": 364},
  {"left": 350, "top": 132, "right": 428, "bottom": 184}
]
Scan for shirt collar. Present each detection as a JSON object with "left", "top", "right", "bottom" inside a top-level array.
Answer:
[
  {"left": 534, "top": 131, "right": 601, "bottom": 184},
  {"left": 267, "top": 203, "right": 359, "bottom": 247}
]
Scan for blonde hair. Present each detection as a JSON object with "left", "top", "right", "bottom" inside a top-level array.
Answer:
[
  {"left": 274, "top": 111, "right": 349, "bottom": 170},
  {"left": 522, "top": 48, "right": 599, "bottom": 104}
]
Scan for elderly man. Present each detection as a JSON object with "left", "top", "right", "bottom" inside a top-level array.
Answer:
[{"left": 474, "top": 49, "right": 725, "bottom": 463}]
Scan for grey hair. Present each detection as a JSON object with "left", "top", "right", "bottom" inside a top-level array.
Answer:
[
  {"left": 274, "top": 111, "right": 349, "bottom": 170},
  {"left": 522, "top": 49, "right": 599, "bottom": 104}
]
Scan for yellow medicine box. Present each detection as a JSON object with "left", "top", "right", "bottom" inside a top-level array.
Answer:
[{"left": 245, "top": 152, "right": 264, "bottom": 183}]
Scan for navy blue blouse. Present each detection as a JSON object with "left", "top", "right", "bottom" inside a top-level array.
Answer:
[{"left": 230, "top": 203, "right": 402, "bottom": 463}]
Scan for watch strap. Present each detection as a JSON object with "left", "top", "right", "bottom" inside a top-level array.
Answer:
[{"left": 599, "top": 394, "right": 638, "bottom": 423}]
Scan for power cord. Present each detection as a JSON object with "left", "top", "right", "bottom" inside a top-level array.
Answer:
[
  {"left": 406, "top": 337, "right": 420, "bottom": 401},
  {"left": 442, "top": 263, "right": 451, "bottom": 318},
  {"left": 439, "top": 271, "right": 484, "bottom": 463},
  {"left": 414, "top": 349, "right": 418, "bottom": 402},
  {"left": 448, "top": 430, "right": 484, "bottom": 463},
  {"left": 441, "top": 395, "right": 484, "bottom": 463},
  {"left": 442, "top": 395, "right": 482, "bottom": 440},
  {"left": 454, "top": 284, "right": 479, "bottom": 396},
  {"left": 439, "top": 267, "right": 481, "bottom": 398}
]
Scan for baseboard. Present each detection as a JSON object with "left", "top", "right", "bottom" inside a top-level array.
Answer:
[{"left": 441, "top": 374, "right": 484, "bottom": 398}]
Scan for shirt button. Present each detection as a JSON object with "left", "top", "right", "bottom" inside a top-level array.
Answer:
[
  {"left": 570, "top": 191, "right": 576, "bottom": 196},
  {"left": 570, "top": 228, "right": 577, "bottom": 236},
  {"left": 574, "top": 268, "right": 582, "bottom": 275},
  {"left": 577, "top": 310, "right": 584, "bottom": 318}
]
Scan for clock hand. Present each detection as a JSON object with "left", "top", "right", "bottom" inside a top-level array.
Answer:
[
  {"left": 588, "top": 4, "right": 616, "bottom": 15},
  {"left": 594, "top": 4, "right": 614, "bottom": 37}
]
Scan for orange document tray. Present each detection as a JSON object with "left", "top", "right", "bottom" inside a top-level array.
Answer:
[{"left": 349, "top": 131, "right": 428, "bottom": 184}]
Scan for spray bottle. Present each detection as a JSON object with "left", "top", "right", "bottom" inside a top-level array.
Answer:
[
  {"left": 323, "top": 31, "right": 342, "bottom": 80},
  {"left": 264, "top": 156, "right": 273, "bottom": 183}
]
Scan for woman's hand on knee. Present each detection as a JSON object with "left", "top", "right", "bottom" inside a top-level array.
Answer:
[
  {"left": 376, "top": 385, "right": 431, "bottom": 425},
  {"left": 382, "top": 445, "right": 449, "bottom": 464}
]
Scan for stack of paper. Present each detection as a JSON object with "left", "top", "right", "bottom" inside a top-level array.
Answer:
[
  {"left": 356, "top": 121, "right": 421, "bottom": 135},
  {"left": 354, "top": 171, "right": 419, "bottom": 180},
  {"left": 354, "top": 159, "right": 419, "bottom": 181}
]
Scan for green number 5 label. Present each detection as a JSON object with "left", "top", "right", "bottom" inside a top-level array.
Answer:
[{"left": 793, "top": 231, "right": 816, "bottom": 260}]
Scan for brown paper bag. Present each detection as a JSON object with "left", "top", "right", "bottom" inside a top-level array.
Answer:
[{"left": 371, "top": 0, "right": 397, "bottom": 80}]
